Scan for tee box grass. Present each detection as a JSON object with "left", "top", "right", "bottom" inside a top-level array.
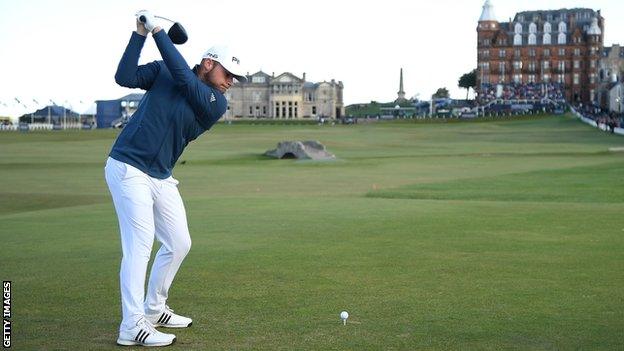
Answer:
[{"left": 0, "top": 114, "right": 623, "bottom": 350}]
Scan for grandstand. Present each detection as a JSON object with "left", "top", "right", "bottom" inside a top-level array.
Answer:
[{"left": 477, "top": 83, "right": 566, "bottom": 113}]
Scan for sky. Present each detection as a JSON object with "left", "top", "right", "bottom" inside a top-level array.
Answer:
[{"left": 0, "top": 0, "right": 623, "bottom": 117}]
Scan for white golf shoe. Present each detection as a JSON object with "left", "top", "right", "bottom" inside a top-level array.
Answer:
[
  {"left": 146, "top": 305, "right": 193, "bottom": 328},
  {"left": 117, "top": 317, "right": 176, "bottom": 347}
]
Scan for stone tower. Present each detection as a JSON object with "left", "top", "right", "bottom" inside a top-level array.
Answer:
[
  {"left": 476, "top": 0, "right": 499, "bottom": 87},
  {"left": 396, "top": 68, "right": 406, "bottom": 102}
]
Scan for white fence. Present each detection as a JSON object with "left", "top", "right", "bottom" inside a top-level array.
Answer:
[
  {"left": 570, "top": 107, "right": 624, "bottom": 136},
  {"left": 0, "top": 123, "right": 90, "bottom": 131}
]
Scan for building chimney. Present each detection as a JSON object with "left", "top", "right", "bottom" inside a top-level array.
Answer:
[{"left": 303, "top": 72, "right": 306, "bottom": 81}]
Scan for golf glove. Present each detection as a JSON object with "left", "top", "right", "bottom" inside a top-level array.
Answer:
[{"left": 136, "top": 10, "right": 157, "bottom": 32}]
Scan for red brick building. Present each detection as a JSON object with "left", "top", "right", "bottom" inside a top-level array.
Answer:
[{"left": 476, "top": 0, "right": 604, "bottom": 103}]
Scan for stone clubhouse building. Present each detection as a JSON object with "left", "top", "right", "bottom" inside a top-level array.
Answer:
[{"left": 223, "top": 71, "right": 345, "bottom": 119}]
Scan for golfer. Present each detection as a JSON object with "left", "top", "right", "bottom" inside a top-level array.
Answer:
[{"left": 105, "top": 11, "right": 246, "bottom": 347}]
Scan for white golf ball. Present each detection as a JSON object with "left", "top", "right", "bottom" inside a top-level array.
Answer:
[{"left": 340, "top": 311, "right": 349, "bottom": 320}]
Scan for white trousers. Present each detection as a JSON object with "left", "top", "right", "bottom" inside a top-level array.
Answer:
[{"left": 105, "top": 157, "right": 191, "bottom": 331}]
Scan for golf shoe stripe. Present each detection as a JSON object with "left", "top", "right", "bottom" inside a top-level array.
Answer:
[
  {"left": 164, "top": 314, "right": 172, "bottom": 324},
  {"left": 141, "top": 332, "right": 150, "bottom": 343},
  {"left": 158, "top": 313, "right": 165, "bottom": 323},
  {"left": 135, "top": 330, "right": 145, "bottom": 341}
]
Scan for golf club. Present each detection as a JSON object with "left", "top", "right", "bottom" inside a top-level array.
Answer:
[{"left": 138, "top": 14, "right": 188, "bottom": 45}]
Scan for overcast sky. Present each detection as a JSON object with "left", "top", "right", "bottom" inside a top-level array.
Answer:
[{"left": 0, "top": 0, "right": 622, "bottom": 116}]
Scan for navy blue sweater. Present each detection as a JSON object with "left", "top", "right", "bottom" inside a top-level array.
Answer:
[{"left": 110, "top": 30, "right": 227, "bottom": 179}]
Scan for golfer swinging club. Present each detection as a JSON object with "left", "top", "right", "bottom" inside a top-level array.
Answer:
[{"left": 105, "top": 10, "right": 246, "bottom": 347}]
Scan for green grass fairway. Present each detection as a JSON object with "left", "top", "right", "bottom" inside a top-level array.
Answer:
[{"left": 1, "top": 115, "right": 623, "bottom": 350}]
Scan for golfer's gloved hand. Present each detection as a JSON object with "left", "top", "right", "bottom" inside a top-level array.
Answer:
[{"left": 136, "top": 10, "right": 157, "bottom": 32}]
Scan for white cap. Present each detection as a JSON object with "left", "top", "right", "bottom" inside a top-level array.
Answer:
[{"left": 202, "top": 45, "right": 247, "bottom": 82}]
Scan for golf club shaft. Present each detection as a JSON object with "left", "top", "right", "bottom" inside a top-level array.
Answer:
[{"left": 138, "top": 15, "right": 176, "bottom": 24}]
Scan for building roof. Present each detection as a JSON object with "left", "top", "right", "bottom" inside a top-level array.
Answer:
[
  {"left": 603, "top": 45, "right": 624, "bottom": 58},
  {"left": 607, "top": 82, "right": 622, "bottom": 91},
  {"left": 118, "top": 93, "right": 144, "bottom": 101},
  {"left": 479, "top": 0, "right": 496, "bottom": 22},
  {"left": 303, "top": 82, "right": 318, "bottom": 89},
  {"left": 25, "top": 105, "right": 79, "bottom": 118},
  {"left": 271, "top": 72, "right": 303, "bottom": 84},
  {"left": 587, "top": 17, "right": 601, "bottom": 35},
  {"left": 512, "top": 8, "right": 597, "bottom": 27}
]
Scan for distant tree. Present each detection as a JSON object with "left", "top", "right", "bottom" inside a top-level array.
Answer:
[
  {"left": 458, "top": 69, "right": 477, "bottom": 99},
  {"left": 432, "top": 87, "right": 450, "bottom": 99}
]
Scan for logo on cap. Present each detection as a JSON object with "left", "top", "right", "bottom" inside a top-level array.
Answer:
[
  {"left": 206, "top": 52, "right": 219, "bottom": 59},
  {"left": 232, "top": 57, "right": 240, "bottom": 65}
]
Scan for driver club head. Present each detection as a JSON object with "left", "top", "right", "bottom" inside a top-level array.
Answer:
[{"left": 168, "top": 22, "right": 188, "bottom": 45}]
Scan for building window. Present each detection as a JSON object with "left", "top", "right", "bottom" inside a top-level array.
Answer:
[
  {"left": 558, "top": 74, "right": 564, "bottom": 84},
  {"left": 514, "top": 49, "right": 521, "bottom": 57},
  {"left": 558, "top": 32, "right": 566, "bottom": 44},
  {"left": 573, "top": 73, "right": 580, "bottom": 85},
  {"left": 499, "top": 49, "right": 506, "bottom": 58},
  {"left": 528, "top": 74, "right": 536, "bottom": 83},
  {"left": 263, "top": 106, "right": 267, "bottom": 115},
  {"left": 528, "top": 62, "right": 536, "bottom": 72},
  {"left": 544, "top": 49, "right": 550, "bottom": 57},
  {"left": 558, "top": 21, "right": 567, "bottom": 32},
  {"left": 483, "top": 39, "right": 491, "bottom": 46},
  {"left": 544, "top": 22, "right": 552, "bottom": 33},
  {"left": 558, "top": 48, "right": 565, "bottom": 56},
  {"left": 514, "top": 34, "right": 522, "bottom": 46},
  {"left": 528, "top": 34, "right": 536, "bottom": 45},
  {"left": 558, "top": 61, "right": 565, "bottom": 71},
  {"left": 513, "top": 74, "right": 522, "bottom": 83},
  {"left": 499, "top": 62, "right": 506, "bottom": 73},
  {"left": 574, "top": 48, "right": 580, "bottom": 56},
  {"left": 543, "top": 33, "right": 551, "bottom": 45},
  {"left": 515, "top": 23, "right": 522, "bottom": 33},
  {"left": 543, "top": 74, "right": 551, "bottom": 82},
  {"left": 529, "top": 49, "right": 536, "bottom": 57},
  {"left": 543, "top": 61, "right": 550, "bottom": 69},
  {"left": 513, "top": 61, "right": 523, "bottom": 69},
  {"left": 529, "top": 23, "right": 537, "bottom": 33},
  {"left": 312, "top": 106, "right": 316, "bottom": 114},
  {"left": 574, "top": 60, "right": 580, "bottom": 69}
]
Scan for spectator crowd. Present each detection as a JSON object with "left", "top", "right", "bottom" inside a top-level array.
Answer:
[{"left": 479, "top": 83, "right": 565, "bottom": 104}]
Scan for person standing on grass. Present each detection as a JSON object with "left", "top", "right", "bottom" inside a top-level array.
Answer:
[{"left": 105, "top": 10, "right": 247, "bottom": 347}]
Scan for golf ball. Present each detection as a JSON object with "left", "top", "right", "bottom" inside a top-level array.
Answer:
[{"left": 340, "top": 311, "right": 349, "bottom": 320}]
